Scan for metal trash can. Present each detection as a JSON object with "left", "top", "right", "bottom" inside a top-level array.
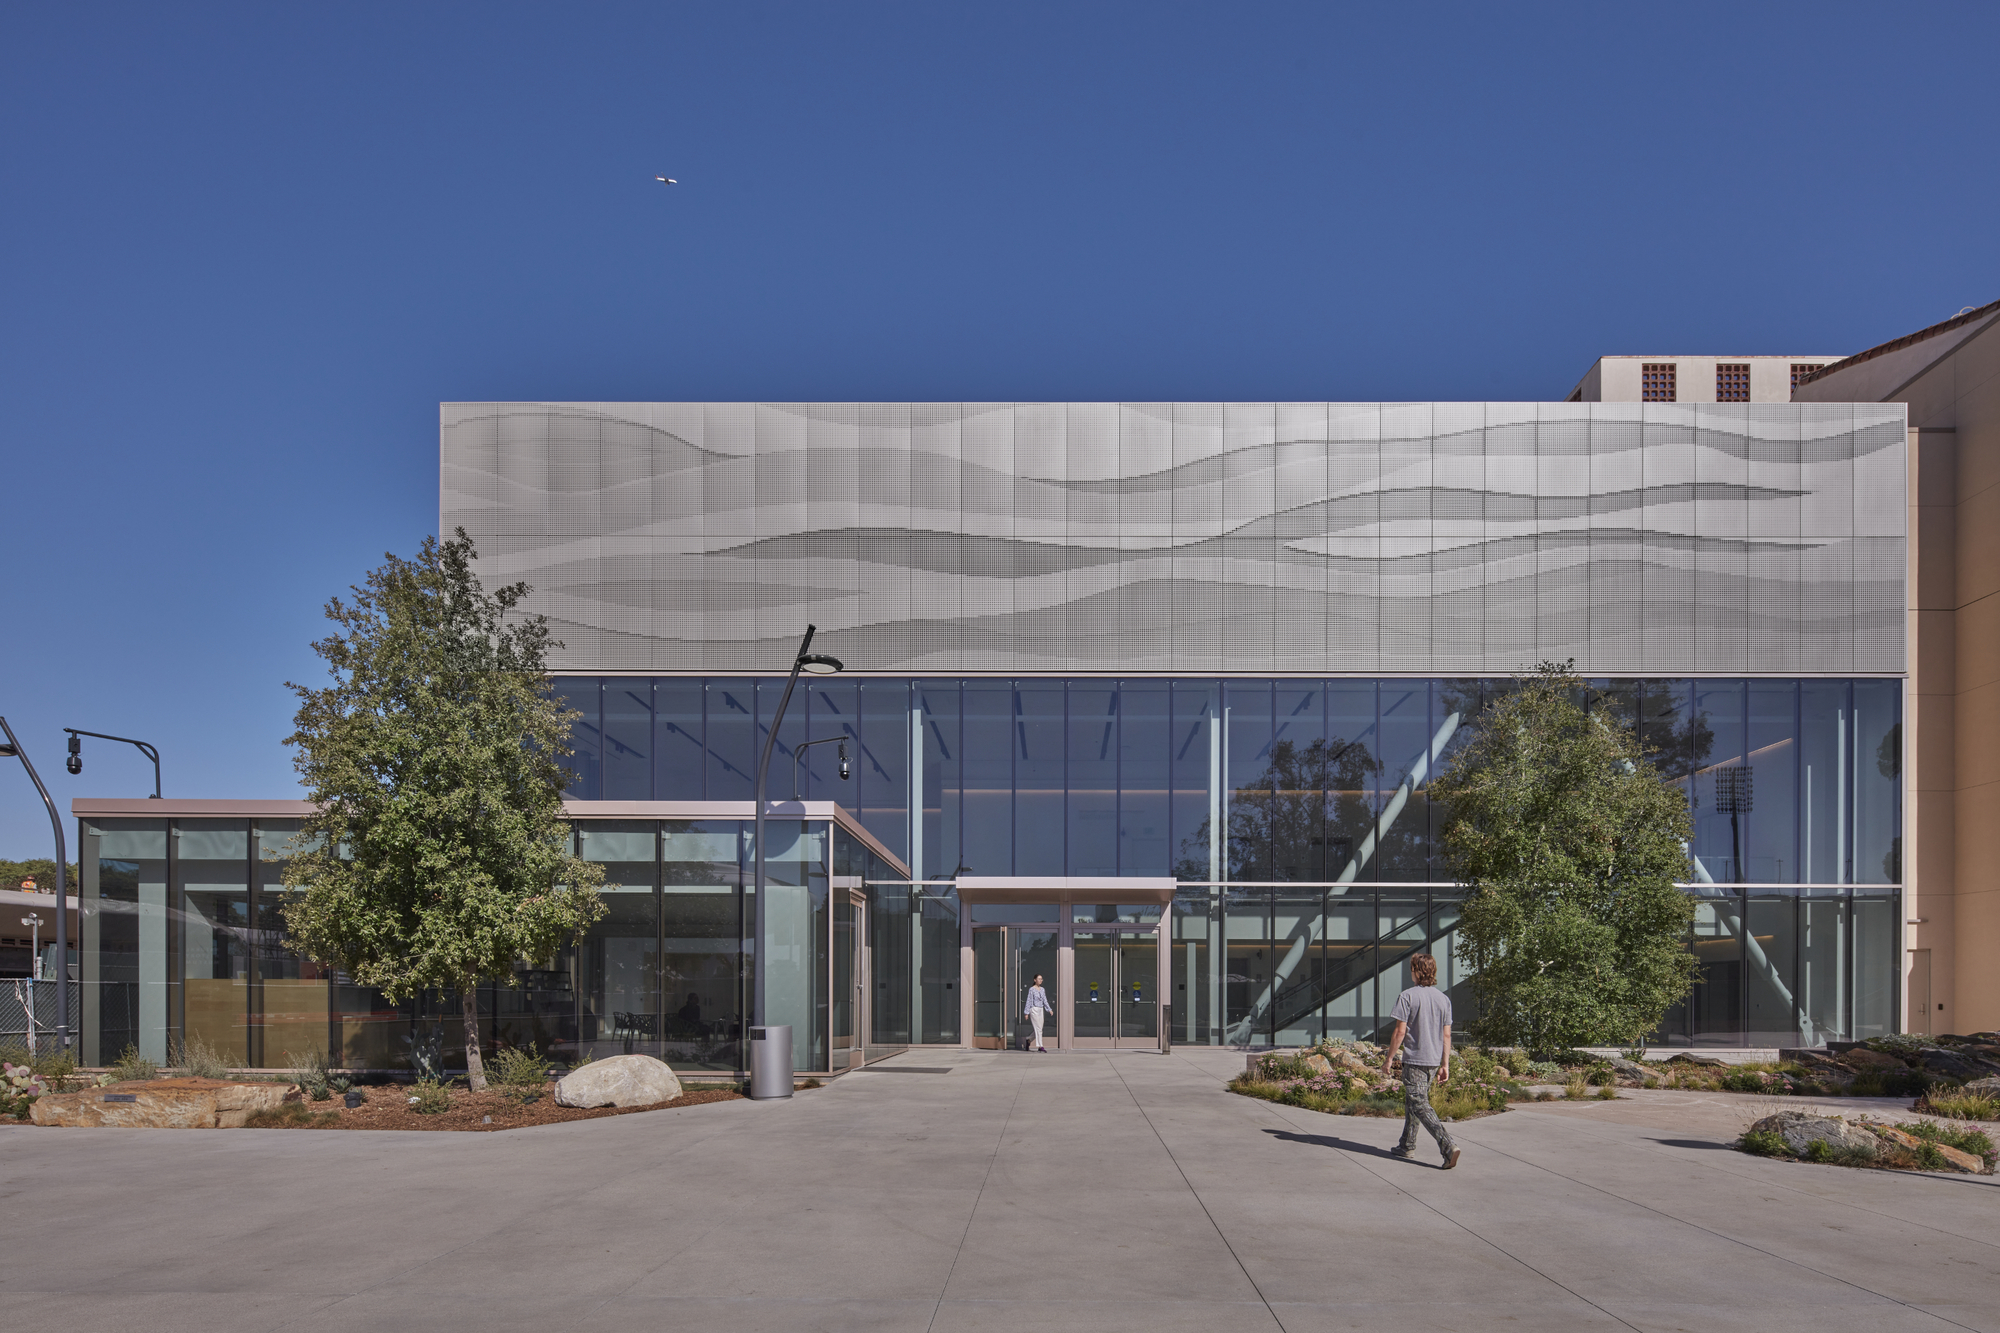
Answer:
[{"left": 749, "top": 1024, "right": 793, "bottom": 1100}]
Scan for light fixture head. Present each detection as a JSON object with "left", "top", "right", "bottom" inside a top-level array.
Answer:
[
  {"left": 838, "top": 740, "right": 850, "bottom": 781},
  {"left": 0, "top": 743, "right": 15, "bottom": 758},
  {"left": 66, "top": 734, "right": 82, "bottom": 774},
  {"left": 798, "top": 653, "right": 843, "bottom": 675}
]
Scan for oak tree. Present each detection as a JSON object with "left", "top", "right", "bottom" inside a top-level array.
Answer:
[
  {"left": 1431, "top": 661, "right": 1696, "bottom": 1057},
  {"left": 279, "top": 530, "right": 604, "bottom": 1089}
]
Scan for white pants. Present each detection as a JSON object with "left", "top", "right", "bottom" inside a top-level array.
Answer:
[{"left": 1027, "top": 1009, "right": 1047, "bottom": 1049}]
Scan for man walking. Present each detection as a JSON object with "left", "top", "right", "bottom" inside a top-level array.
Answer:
[{"left": 1381, "top": 953, "right": 1460, "bottom": 1169}]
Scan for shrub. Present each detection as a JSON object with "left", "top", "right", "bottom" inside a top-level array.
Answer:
[
  {"left": 1740, "top": 1129, "right": 1787, "bottom": 1157},
  {"left": 169, "top": 1034, "right": 231, "bottom": 1080},
  {"left": 1851, "top": 1069, "right": 1933, "bottom": 1098},
  {"left": 1595, "top": 1084, "right": 1618, "bottom": 1100},
  {"left": 1588, "top": 1064, "right": 1616, "bottom": 1088},
  {"left": 288, "top": 1048, "right": 333, "bottom": 1101},
  {"left": 410, "top": 1078, "right": 451, "bottom": 1115},
  {"left": 1917, "top": 1091, "right": 1998, "bottom": 1123},
  {"left": 1455, "top": 1048, "right": 1501, "bottom": 1083},
  {"left": 1432, "top": 1081, "right": 1509, "bottom": 1119},
  {"left": 1905, "top": 1118, "right": 1996, "bottom": 1167},
  {"left": 488, "top": 1043, "right": 550, "bottom": 1104},
  {"left": 1914, "top": 1142, "right": 1946, "bottom": 1171},
  {"left": 1564, "top": 1075, "right": 1588, "bottom": 1100},
  {"left": 25, "top": 1049, "right": 79, "bottom": 1093},
  {"left": 111, "top": 1045, "right": 159, "bottom": 1082},
  {"left": 244, "top": 1101, "right": 339, "bottom": 1128},
  {"left": 1254, "top": 1052, "right": 1318, "bottom": 1082}
]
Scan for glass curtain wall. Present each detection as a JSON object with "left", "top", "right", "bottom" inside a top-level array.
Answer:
[
  {"left": 79, "top": 815, "right": 867, "bottom": 1073},
  {"left": 561, "top": 675, "right": 1901, "bottom": 893},
  {"left": 559, "top": 674, "right": 1901, "bottom": 1047}
]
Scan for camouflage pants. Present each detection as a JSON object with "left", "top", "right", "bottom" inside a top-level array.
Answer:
[{"left": 1397, "top": 1063, "right": 1456, "bottom": 1157}]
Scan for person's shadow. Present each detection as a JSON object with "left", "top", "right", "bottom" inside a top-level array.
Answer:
[{"left": 1264, "top": 1126, "right": 1409, "bottom": 1162}]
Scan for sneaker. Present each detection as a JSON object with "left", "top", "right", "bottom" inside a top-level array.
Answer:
[
  {"left": 1442, "top": 1148, "right": 1462, "bottom": 1170},
  {"left": 1389, "top": 1146, "right": 1414, "bottom": 1159}
]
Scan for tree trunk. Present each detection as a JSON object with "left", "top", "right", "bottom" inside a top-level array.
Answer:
[{"left": 459, "top": 979, "right": 487, "bottom": 1091}]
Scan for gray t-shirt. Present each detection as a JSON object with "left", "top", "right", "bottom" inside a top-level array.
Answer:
[{"left": 1390, "top": 985, "right": 1453, "bottom": 1067}]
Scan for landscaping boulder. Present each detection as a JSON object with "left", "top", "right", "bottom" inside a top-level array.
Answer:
[
  {"left": 30, "top": 1078, "right": 290, "bottom": 1128},
  {"left": 1666, "top": 1053, "right": 1726, "bottom": 1067},
  {"left": 1928, "top": 1143, "right": 1989, "bottom": 1174},
  {"left": 1605, "top": 1057, "right": 1650, "bottom": 1082},
  {"left": 1961, "top": 1076, "right": 2000, "bottom": 1097},
  {"left": 1858, "top": 1125, "right": 1986, "bottom": 1172},
  {"left": 1749, "top": 1110, "right": 1879, "bottom": 1157},
  {"left": 1784, "top": 1050, "right": 1847, "bottom": 1073},
  {"left": 554, "top": 1055, "right": 682, "bottom": 1108},
  {"left": 1925, "top": 1050, "right": 1993, "bottom": 1083},
  {"left": 1840, "top": 1047, "right": 1906, "bottom": 1071},
  {"left": 1304, "top": 1054, "right": 1333, "bottom": 1076},
  {"left": 1866, "top": 1124, "right": 1923, "bottom": 1150}
]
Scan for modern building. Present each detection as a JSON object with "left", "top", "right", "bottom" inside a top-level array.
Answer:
[
  {"left": 1796, "top": 296, "right": 2000, "bottom": 1039},
  {"left": 74, "top": 398, "right": 1917, "bottom": 1072},
  {"left": 1569, "top": 355, "right": 1845, "bottom": 404}
]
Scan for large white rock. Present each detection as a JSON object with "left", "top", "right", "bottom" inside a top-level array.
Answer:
[
  {"left": 1749, "top": 1110, "right": 1879, "bottom": 1157},
  {"left": 554, "top": 1055, "right": 683, "bottom": 1109}
]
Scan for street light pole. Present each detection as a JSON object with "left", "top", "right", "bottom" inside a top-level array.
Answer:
[
  {"left": 63, "top": 729, "right": 162, "bottom": 798},
  {"left": 0, "top": 718, "right": 69, "bottom": 1052},
  {"left": 751, "top": 626, "right": 844, "bottom": 1030}
]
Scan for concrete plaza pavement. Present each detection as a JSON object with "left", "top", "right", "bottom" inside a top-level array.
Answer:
[{"left": 3, "top": 1048, "right": 1995, "bottom": 1332}]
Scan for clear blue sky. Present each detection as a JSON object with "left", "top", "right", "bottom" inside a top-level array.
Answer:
[{"left": 3, "top": 2, "right": 1996, "bottom": 857}]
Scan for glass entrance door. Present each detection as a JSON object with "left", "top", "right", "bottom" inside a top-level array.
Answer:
[
  {"left": 1119, "top": 934, "right": 1157, "bottom": 1041},
  {"left": 1073, "top": 929, "right": 1160, "bottom": 1047},
  {"left": 972, "top": 926, "right": 1058, "bottom": 1049},
  {"left": 831, "top": 891, "right": 865, "bottom": 1069}
]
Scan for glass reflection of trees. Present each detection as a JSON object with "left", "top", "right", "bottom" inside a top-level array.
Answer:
[{"left": 1174, "top": 736, "right": 1380, "bottom": 882}]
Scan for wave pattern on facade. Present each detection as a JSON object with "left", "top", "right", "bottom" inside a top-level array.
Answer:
[{"left": 440, "top": 401, "right": 1908, "bottom": 676}]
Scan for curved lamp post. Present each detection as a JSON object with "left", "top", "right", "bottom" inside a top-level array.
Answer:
[
  {"left": 63, "top": 729, "right": 162, "bottom": 798},
  {"left": 0, "top": 718, "right": 69, "bottom": 1052},
  {"left": 752, "top": 625, "right": 843, "bottom": 1028}
]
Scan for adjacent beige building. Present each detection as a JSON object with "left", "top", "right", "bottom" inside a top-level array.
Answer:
[
  {"left": 1570, "top": 354, "right": 1846, "bottom": 404},
  {"left": 1798, "top": 298, "right": 2000, "bottom": 1036}
]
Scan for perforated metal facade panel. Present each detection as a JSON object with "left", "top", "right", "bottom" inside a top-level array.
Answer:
[{"left": 441, "top": 402, "right": 1908, "bottom": 676}]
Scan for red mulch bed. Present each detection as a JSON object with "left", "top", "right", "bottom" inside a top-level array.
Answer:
[{"left": 252, "top": 1082, "right": 745, "bottom": 1131}]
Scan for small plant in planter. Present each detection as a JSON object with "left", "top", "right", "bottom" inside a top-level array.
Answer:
[
  {"left": 488, "top": 1043, "right": 551, "bottom": 1105},
  {"left": 288, "top": 1048, "right": 335, "bottom": 1101},
  {"left": 409, "top": 1078, "right": 451, "bottom": 1115},
  {"left": 111, "top": 1044, "right": 159, "bottom": 1082},
  {"left": 2, "top": 1061, "right": 48, "bottom": 1119}
]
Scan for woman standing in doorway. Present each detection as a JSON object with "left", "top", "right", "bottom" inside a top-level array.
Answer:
[{"left": 1023, "top": 974, "right": 1054, "bottom": 1052}]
